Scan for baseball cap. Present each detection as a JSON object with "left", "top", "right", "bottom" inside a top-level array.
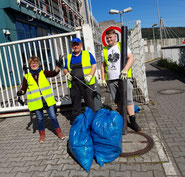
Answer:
[{"left": 71, "top": 37, "right": 81, "bottom": 43}]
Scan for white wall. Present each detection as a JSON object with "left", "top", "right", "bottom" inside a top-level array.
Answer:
[
  {"left": 162, "top": 45, "right": 185, "bottom": 66},
  {"left": 144, "top": 38, "right": 184, "bottom": 61}
]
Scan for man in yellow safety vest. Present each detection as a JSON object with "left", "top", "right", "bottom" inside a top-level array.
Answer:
[
  {"left": 101, "top": 29, "right": 141, "bottom": 132},
  {"left": 63, "top": 37, "right": 96, "bottom": 121}
]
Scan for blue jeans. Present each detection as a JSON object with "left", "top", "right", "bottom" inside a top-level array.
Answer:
[{"left": 35, "top": 105, "right": 60, "bottom": 131}]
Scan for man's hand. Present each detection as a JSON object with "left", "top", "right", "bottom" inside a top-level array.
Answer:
[
  {"left": 66, "top": 73, "right": 72, "bottom": 81},
  {"left": 17, "top": 90, "right": 23, "bottom": 96},
  {"left": 85, "top": 75, "right": 92, "bottom": 82},
  {"left": 120, "top": 70, "right": 128, "bottom": 80},
  {"left": 56, "top": 55, "right": 63, "bottom": 67},
  {"left": 101, "top": 79, "right": 107, "bottom": 87}
]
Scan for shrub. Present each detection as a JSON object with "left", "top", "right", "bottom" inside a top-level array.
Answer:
[{"left": 157, "top": 59, "right": 185, "bottom": 75}]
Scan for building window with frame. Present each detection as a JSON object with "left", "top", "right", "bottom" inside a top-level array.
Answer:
[
  {"left": 70, "top": 12, "right": 74, "bottom": 27},
  {"left": 62, "top": 5, "right": 68, "bottom": 24},
  {"left": 16, "top": 21, "right": 37, "bottom": 40}
]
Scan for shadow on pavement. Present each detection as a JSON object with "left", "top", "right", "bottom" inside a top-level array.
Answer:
[
  {"left": 26, "top": 112, "right": 59, "bottom": 136},
  {"left": 146, "top": 61, "right": 185, "bottom": 84}
]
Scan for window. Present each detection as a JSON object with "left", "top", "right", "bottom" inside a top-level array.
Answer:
[
  {"left": 70, "top": 12, "right": 74, "bottom": 26},
  {"left": 16, "top": 21, "right": 37, "bottom": 40},
  {"left": 76, "top": 2, "right": 80, "bottom": 12},
  {"left": 62, "top": 6, "right": 68, "bottom": 23}
]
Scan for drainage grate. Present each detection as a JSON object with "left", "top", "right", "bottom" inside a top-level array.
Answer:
[
  {"left": 157, "top": 89, "right": 184, "bottom": 95},
  {"left": 120, "top": 131, "right": 154, "bottom": 157}
]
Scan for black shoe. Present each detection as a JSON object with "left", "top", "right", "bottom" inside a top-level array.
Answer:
[{"left": 128, "top": 115, "right": 141, "bottom": 132}]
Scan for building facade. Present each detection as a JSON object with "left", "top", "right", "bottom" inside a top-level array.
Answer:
[
  {"left": 0, "top": 0, "right": 101, "bottom": 45},
  {"left": 0, "top": 0, "right": 102, "bottom": 86},
  {"left": 0, "top": 0, "right": 83, "bottom": 43}
]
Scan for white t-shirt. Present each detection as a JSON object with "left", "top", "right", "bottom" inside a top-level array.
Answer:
[{"left": 101, "top": 43, "right": 131, "bottom": 80}]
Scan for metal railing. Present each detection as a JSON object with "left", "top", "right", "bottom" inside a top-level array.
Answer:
[
  {"left": 0, "top": 31, "right": 80, "bottom": 113},
  {"left": 18, "top": 0, "right": 83, "bottom": 30}
]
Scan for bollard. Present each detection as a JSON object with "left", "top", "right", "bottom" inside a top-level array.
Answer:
[{"left": 120, "top": 26, "right": 128, "bottom": 135}]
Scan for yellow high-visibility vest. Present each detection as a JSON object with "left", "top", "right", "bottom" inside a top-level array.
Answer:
[
  {"left": 66, "top": 51, "right": 95, "bottom": 88},
  {"left": 25, "top": 70, "right": 56, "bottom": 111},
  {"left": 103, "top": 42, "right": 132, "bottom": 80}
]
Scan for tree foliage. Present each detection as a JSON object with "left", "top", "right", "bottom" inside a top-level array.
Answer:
[{"left": 142, "top": 27, "right": 185, "bottom": 39}]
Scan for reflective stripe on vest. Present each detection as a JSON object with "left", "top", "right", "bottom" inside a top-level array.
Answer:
[
  {"left": 25, "top": 71, "right": 56, "bottom": 111},
  {"left": 103, "top": 42, "right": 132, "bottom": 80},
  {"left": 27, "top": 86, "right": 52, "bottom": 95},
  {"left": 67, "top": 51, "right": 95, "bottom": 88}
]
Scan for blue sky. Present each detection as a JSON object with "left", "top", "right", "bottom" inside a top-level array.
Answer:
[{"left": 91, "top": 0, "right": 185, "bottom": 28}]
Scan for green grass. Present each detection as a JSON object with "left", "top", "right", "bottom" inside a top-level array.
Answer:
[{"left": 157, "top": 59, "right": 185, "bottom": 75}]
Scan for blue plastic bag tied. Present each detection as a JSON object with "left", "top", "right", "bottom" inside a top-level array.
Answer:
[
  {"left": 91, "top": 108, "right": 123, "bottom": 167},
  {"left": 134, "top": 105, "right": 141, "bottom": 113},
  {"left": 68, "top": 107, "right": 95, "bottom": 172},
  {"left": 69, "top": 107, "right": 123, "bottom": 171}
]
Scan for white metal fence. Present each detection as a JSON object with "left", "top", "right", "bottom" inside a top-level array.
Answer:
[{"left": 0, "top": 31, "right": 80, "bottom": 113}]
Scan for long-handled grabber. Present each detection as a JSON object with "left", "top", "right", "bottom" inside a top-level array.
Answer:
[{"left": 70, "top": 73, "right": 101, "bottom": 97}]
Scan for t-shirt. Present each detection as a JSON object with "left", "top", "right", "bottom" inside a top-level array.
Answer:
[
  {"left": 101, "top": 43, "right": 131, "bottom": 80},
  {"left": 64, "top": 51, "right": 96, "bottom": 69}
]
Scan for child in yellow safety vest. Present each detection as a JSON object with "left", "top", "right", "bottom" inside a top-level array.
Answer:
[{"left": 17, "top": 56, "right": 65, "bottom": 143}]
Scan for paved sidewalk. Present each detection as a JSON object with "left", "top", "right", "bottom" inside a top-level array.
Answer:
[
  {"left": 145, "top": 60, "right": 185, "bottom": 177},
  {"left": 0, "top": 60, "right": 184, "bottom": 177}
]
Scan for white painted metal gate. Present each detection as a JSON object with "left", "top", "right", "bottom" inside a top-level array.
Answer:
[{"left": 0, "top": 31, "right": 80, "bottom": 113}]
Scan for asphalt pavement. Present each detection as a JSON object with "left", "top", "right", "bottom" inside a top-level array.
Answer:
[{"left": 0, "top": 60, "right": 185, "bottom": 177}]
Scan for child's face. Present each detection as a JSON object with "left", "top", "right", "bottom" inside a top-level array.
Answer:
[
  {"left": 106, "top": 34, "right": 117, "bottom": 46},
  {"left": 30, "top": 61, "right": 40, "bottom": 70}
]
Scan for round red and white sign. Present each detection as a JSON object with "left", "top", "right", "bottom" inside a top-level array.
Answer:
[{"left": 101, "top": 26, "right": 121, "bottom": 46}]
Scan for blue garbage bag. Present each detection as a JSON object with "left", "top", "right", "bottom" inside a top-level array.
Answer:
[
  {"left": 91, "top": 108, "right": 123, "bottom": 167},
  {"left": 134, "top": 105, "right": 141, "bottom": 113},
  {"left": 68, "top": 107, "right": 95, "bottom": 172}
]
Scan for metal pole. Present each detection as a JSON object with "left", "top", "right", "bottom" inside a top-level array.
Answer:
[
  {"left": 156, "top": 0, "right": 163, "bottom": 46},
  {"left": 120, "top": 12, "right": 123, "bottom": 25},
  {"left": 152, "top": 27, "right": 156, "bottom": 42},
  {"left": 160, "top": 17, "right": 163, "bottom": 46},
  {"left": 120, "top": 26, "right": 128, "bottom": 135},
  {"left": 152, "top": 26, "right": 157, "bottom": 59}
]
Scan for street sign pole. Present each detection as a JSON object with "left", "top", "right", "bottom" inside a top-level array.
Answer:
[{"left": 120, "top": 26, "right": 128, "bottom": 135}]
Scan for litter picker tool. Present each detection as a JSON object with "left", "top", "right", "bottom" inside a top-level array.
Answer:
[{"left": 70, "top": 73, "right": 101, "bottom": 97}]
